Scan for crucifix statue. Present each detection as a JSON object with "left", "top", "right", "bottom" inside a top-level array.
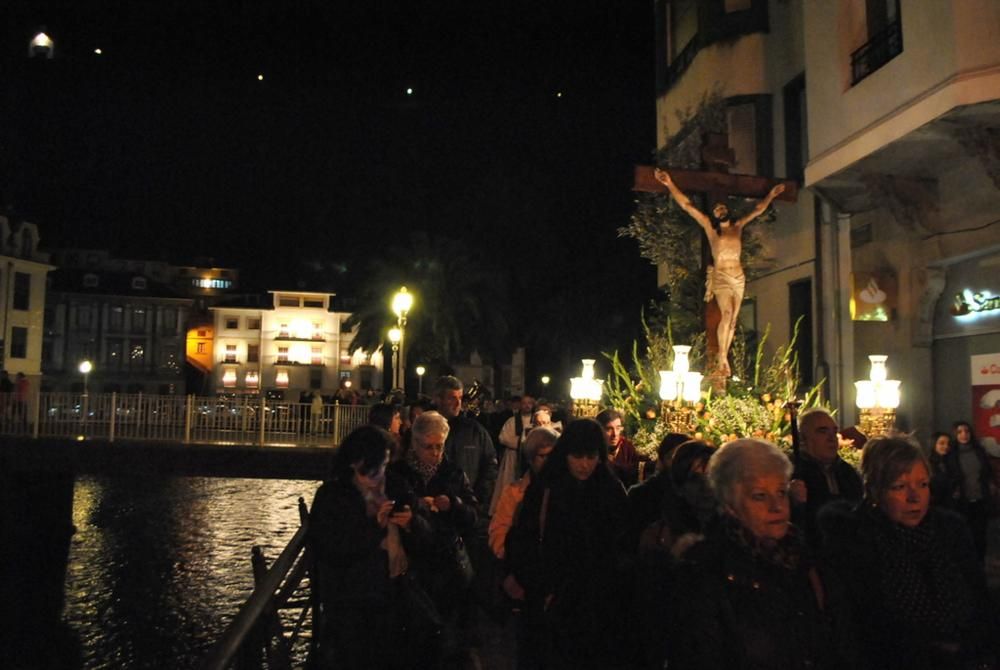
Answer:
[{"left": 634, "top": 133, "right": 798, "bottom": 381}]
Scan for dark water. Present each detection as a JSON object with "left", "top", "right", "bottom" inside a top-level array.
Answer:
[{"left": 63, "top": 475, "right": 320, "bottom": 669}]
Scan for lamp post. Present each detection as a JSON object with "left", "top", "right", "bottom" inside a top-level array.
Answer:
[
  {"left": 79, "top": 360, "right": 93, "bottom": 397},
  {"left": 392, "top": 287, "right": 413, "bottom": 395},
  {"left": 569, "top": 359, "right": 603, "bottom": 417},
  {"left": 388, "top": 327, "right": 402, "bottom": 390},
  {"left": 658, "top": 345, "right": 703, "bottom": 434},
  {"left": 854, "top": 354, "right": 900, "bottom": 437},
  {"left": 416, "top": 365, "right": 426, "bottom": 395},
  {"left": 79, "top": 360, "right": 93, "bottom": 431}
]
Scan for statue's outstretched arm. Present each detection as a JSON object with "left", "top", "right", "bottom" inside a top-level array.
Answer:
[
  {"left": 735, "top": 183, "right": 786, "bottom": 228},
  {"left": 654, "top": 168, "right": 713, "bottom": 233}
]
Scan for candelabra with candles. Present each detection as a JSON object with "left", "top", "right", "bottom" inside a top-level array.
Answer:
[
  {"left": 854, "top": 354, "right": 901, "bottom": 437},
  {"left": 658, "top": 345, "right": 703, "bottom": 434},
  {"left": 569, "top": 359, "right": 603, "bottom": 418}
]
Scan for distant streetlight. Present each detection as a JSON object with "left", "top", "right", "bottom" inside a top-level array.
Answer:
[
  {"left": 541, "top": 375, "right": 551, "bottom": 387},
  {"left": 29, "top": 32, "right": 54, "bottom": 59},
  {"left": 391, "top": 287, "right": 413, "bottom": 394},
  {"left": 416, "top": 365, "right": 426, "bottom": 395},
  {"left": 78, "top": 360, "right": 93, "bottom": 396},
  {"left": 388, "top": 327, "right": 402, "bottom": 390}
]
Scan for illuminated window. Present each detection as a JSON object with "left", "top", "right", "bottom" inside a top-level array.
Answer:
[
  {"left": 312, "top": 322, "right": 323, "bottom": 339},
  {"left": 275, "top": 369, "right": 289, "bottom": 388},
  {"left": 225, "top": 344, "right": 237, "bottom": 363},
  {"left": 223, "top": 368, "right": 237, "bottom": 388},
  {"left": 130, "top": 343, "right": 145, "bottom": 366},
  {"left": 278, "top": 346, "right": 289, "bottom": 364},
  {"left": 245, "top": 370, "right": 259, "bottom": 388},
  {"left": 278, "top": 323, "right": 290, "bottom": 338},
  {"left": 311, "top": 346, "right": 323, "bottom": 366},
  {"left": 198, "top": 329, "right": 207, "bottom": 337},
  {"left": 247, "top": 344, "right": 259, "bottom": 363}
]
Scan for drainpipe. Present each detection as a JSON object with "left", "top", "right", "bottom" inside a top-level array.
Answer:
[{"left": 813, "top": 197, "right": 829, "bottom": 401}]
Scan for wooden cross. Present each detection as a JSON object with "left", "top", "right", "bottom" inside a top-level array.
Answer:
[{"left": 633, "top": 133, "right": 798, "bottom": 384}]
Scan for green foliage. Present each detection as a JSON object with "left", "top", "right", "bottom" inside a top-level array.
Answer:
[{"left": 610, "top": 317, "right": 828, "bottom": 459}]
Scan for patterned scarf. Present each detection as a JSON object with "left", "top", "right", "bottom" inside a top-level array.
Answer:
[
  {"left": 406, "top": 449, "right": 439, "bottom": 486},
  {"left": 724, "top": 514, "right": 805, "bottom": 571},
  {"left": 867, "top": 506, "right": 972, "bottom": 636}
]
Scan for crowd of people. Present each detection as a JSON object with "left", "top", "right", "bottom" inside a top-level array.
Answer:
[{"left": 307, "top": 376, "right": 1000, "bottom": 669}]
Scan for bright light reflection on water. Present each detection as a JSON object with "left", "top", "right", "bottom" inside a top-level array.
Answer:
[{"left": 64, "top": 475, "right": 320, "bottom": 669}]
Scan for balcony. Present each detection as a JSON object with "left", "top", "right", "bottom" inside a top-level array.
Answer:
[{"left": 851, "top": 19, "right": 903, "bottom": 86}]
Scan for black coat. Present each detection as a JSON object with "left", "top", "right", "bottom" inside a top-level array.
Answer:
[
  {"left": 387, "top": 457, "right": 478, "bottom": 615},
  {"left": 308, "top": 478, "right": 402, "bottom": 666},
  {"left": 791, "top": 454, "right": 863, "bottom": 549},
  {"left": 818, "top": 501, "right": 999, "bottom": 670},
  {"left": 668, "top": 519, "right": 845, "bottom": 670},
  {"left": 506, "top": 466, "right": 629, "bottom": 666}
]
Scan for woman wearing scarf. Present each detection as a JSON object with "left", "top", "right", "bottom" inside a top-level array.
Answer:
[
  {"left": 387, "top": 410, "right": 479, "bottom": 663},
  {"left": 668, "top": 439, "right": 844, "bottom": 670},
  {"left": 819, "top": 437, "right": 998, "bottom": 670},
  {"left": 308, "top": 425, "right": 430, "bottom": 668}
]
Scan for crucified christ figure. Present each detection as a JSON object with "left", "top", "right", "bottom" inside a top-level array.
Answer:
[{"left": 654, "top": 168, "right": 785, "bottom": 377}]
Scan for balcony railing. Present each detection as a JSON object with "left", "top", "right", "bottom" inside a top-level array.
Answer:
[
  {"left": 0, "top": 392, "right": 368, "bottom": 446},
  {"left": 851, "top": 19, "right": 903, "bottom": 85}
]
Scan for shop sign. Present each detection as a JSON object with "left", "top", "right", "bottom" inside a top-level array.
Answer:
[
  {"left": 971, "top": 353, "right": 1000, "bottom": 453},
  {"left": 951, "top": 289, "right": 1000, "bottom": 320}
]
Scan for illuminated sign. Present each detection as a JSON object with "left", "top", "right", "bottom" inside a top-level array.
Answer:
[
  {"left": 951, "top": 290, "right": 1000, "bottom": 319},
  {"left": 192, "top": 278, "right": 232, "bottom": 290}
]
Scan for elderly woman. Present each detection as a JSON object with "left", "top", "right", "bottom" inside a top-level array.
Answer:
[
  {"left": 506, "top": 418, "right": 629, "bottom": 668},
  {"left": 387, "top": 410, "right": 478, "bottom": 659},
  {"left": 308, "top": 425, "right": 424, "bottom": 667},
  {"left": 668, "top": 439, "right": 843, "bottom": 670},
  {"left": 819, "top": 437, "right": 998, "bottom": 670}
]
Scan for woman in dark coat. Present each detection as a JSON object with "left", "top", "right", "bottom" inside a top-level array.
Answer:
[
  {"left": 387, "top": 410, "right": 479, "bottom": 658},
  {"left": 506, "top": 418, "right": 629, "bottom": 669},
  {"left": 669, "top": 438, "right": 844, "bottom": 670},
  {"left": 944, "top": 421, "right": 995, "bottom": 560},
  {"left": 819, "top": 437, "right": 998, "bottom": 670},
  {"left": 308, "top": 425, "right": 429, "bottom": 668}
]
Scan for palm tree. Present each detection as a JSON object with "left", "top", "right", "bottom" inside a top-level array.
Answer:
[{"left": 344, "top": 231, "right": 510, "bottom": 372}]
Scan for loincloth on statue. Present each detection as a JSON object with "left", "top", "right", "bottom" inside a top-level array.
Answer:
[{"left": 704, "top": 266, "right": 746, "bottom": 303}]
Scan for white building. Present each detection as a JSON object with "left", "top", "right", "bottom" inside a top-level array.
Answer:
[
  {"left": 0, "top": 217, "right": 55, "bottom": 393},
  {"left": 210, "top": 290, "right": 383, "bottom": 399}
]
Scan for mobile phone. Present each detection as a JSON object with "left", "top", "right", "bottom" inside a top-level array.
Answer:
[{"left": 392, "top": 499, "right": 408, "bottom": 513}]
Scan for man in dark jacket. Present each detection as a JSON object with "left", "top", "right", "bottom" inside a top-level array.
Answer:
[
  {"left": 790, "top": 407, "right": 863, "bottom": 549},
  {"left": 434, "top": 376, "right": 498, "bottom": 515}
]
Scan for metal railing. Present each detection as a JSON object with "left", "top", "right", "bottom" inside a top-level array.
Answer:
[
  {"left": 202, "top": 497, "right": 315, "bottom": 669},
  {"left": 0, "top": 392, "right": 369, "bottom": 446},
  {"left": 850, "top": 18, "right": 903, "bottom": 85}
]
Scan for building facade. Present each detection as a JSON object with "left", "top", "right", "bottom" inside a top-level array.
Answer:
[
  {"left": 209, "top": 291, "right": 383, "bottom": 400},
  {"left": 0, "top": 217, "right": 54, "bottom": 396},
  {"left": 654, "top": 0, "right": 1000, "bottom": 442}
]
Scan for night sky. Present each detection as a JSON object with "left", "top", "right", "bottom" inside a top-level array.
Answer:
[{"left": 2, "top": 1, "right": 660, "bottom": 386}]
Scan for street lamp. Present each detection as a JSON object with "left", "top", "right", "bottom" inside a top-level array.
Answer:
[
  {"left": 416, "top": 365, "right": 426, "bottom": 395},
  {"left": 541, "top": 375, "right": 551, "bottom": 387},
  {"left": 658, "top": 345, "right": 703, "bottom": 434},
  {"left": 855, "top": 354, "right": 901, "bottom": 437},
  {"left": 392, "top": 287, "right": 413, "bottom": 395},
  {"left": 388, "top": 327, "right": 402, "bottom": 390},
  {"left": 78, "top": 360, "right": 93, "bottom": 396},
  {"left": 569, "top": 359, "right": 603, "bottom": 417}
]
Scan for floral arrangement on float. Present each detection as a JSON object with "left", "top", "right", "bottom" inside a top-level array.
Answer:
[{"left": 605, "top": 317, "right": 830, "bottom": 459}]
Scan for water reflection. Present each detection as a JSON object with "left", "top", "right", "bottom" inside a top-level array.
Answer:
[{"left": 64, "top": 475, "right": 319, "bottom": 669}]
